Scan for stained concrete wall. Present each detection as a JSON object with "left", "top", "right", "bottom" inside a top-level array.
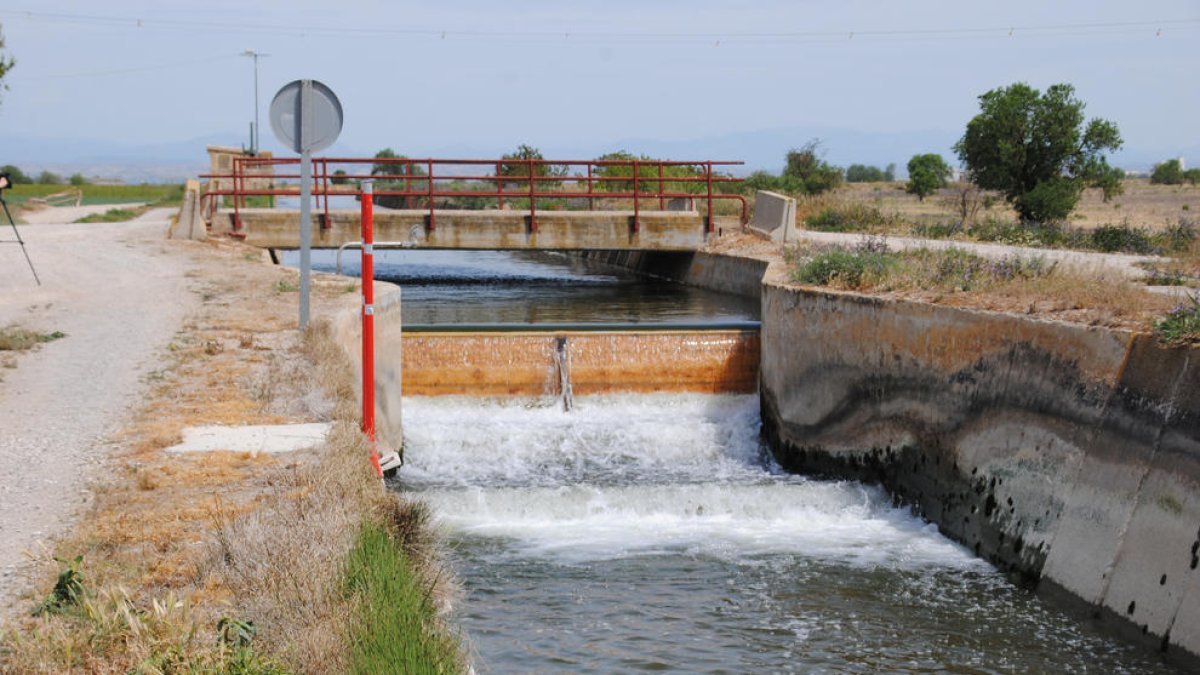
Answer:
[
  {"left": 328, "top": 283, "right": 403, "bottom": 455},
  {"left": 581, "top": 249, "right": 770, "bottom": 300},
  {"left": 403, "top": 329, "right": 759, "bottom": 397},
  {"left": 230, "top": 208, "right": 711, "bottom": 251},
  {"left": 757, "top": 264, "right": 1200, "bottom": 662}
]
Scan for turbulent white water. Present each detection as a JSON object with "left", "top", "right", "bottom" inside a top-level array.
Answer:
[
  {"left": 399, "top": 393, "right": 1179, "bottom": 673},
  {"left": 403, "top": 394, "right": 981, "bottom": 567}
]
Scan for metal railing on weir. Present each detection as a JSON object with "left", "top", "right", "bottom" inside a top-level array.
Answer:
[{"left": 201, "top": 156, "right": 747, "bottom": 235}]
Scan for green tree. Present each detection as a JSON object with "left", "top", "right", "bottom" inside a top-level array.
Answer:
[
  {"left": 371, "top": 148, "right": 427, "bottom": 209},
  {"left": 905, "top": 153, "right": 952, "bottom": 201},
  {"left": 1150, "top": 159, "right": 1185, "bottom": 185},
  {"left": 0, "top": 164, "right": 30, "bottom": 184},
  {"left": 68, "top": 172, "right": 88, "bottom": 186},
  {"left": 782, "top": 140, "right": 842, "bottom": 195},
  {"left": 36, "top": 170, "right": 62, "bottom": 185},
  {"left": 884, "top": 163, "right": 897, "bottom": 182},
  {"left": 0, "top": 24, "right": 15, "bottom": 107},
  {"left": 954, "top": 82, "right": 1123, "bottom": 222},
  {"left": 498, "top": 144, "right": 566, "bottom": 180},
  {"left": 592, "top": 150, "right": 705, "bottom": 194},
  {"left": 845, "top": 164, "right": 888, "bottom": 183}
]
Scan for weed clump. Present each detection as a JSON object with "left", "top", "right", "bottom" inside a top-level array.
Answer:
[
  {"left": 805, "top": 203, "right": 905, "bottom": 232},
  {"left": 1155, "top": 296, "right": 1200, "bottom": 344},
  {"left": 0, "top": 326, "right": 66, "bottom": 352}
]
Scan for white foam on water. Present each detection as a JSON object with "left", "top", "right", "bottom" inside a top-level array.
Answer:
[
  {"left": 401, "top": 393, "right": 770, "bottom": 487},
  {"left": 400, "top": 394, "right": 984, "bottom": 570}
]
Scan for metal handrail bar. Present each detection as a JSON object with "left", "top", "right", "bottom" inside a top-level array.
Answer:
[{"left": 201, "top": 156, "right": 748, "bottom": 232}]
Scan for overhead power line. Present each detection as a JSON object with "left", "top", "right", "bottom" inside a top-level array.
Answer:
[{"left": 1, "top": 9, "right": 1197, "bottom": 43}]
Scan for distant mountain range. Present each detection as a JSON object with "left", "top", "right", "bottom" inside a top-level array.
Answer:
[{"left": 1, "top": 127, "right": 1194, "bottom": 183}]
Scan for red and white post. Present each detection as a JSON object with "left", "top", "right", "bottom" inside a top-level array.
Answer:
[{"left": 361, "top": 180, "right": 382, "bottom": 478}]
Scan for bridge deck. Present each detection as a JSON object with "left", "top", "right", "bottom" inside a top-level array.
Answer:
[{"left": 220, "top": 208, "right": 713, "bottom": 250}]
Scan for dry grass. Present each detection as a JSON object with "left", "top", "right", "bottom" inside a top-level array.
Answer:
[
  {"left": 832, "top": 179, "right": 1199, "bottom": 231},
  {"left": 786, "top": 241, "right": 1178, "bottom": 332},
  {"left": 0, "top": 238, "right": 460, "bottom": 673}
]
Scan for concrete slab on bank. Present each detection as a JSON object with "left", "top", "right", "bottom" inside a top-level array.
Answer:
[{"left": 165, "top": 423, "right": 332, "bottom": 455}]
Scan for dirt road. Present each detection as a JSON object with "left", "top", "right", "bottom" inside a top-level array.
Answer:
[{"left": 0, "top": 207, "right": 193, "bottom": 613}]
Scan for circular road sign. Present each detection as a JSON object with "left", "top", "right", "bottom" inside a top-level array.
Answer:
[{"left": 269, "top": 79, "right": 343, "bottom": 154}]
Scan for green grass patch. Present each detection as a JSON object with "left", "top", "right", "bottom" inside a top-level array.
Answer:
[
  {"left": 74, "top": 207, "right": 142, "bottom": 223},
  {"left": 343, "top": 522, "right": 462, "bottom": 674},
  {"left": 0, "top": 326, "right": 66, "bottom": 351},
  {"left": 4, "top": 183, "right": 184, "bottom": 206},
  {"left": 1155, "top": 296, "right": 1200, "bottom": 344},
  {"left": 274, "top": 279, "right": 299, "bottom": 293},
  {"left": 792, "top": 241, "right": 1052, "bottom": 293},
  {"left": 911, "top": 216, "right": 1197, "bottom": 256},
  {"left": 805, "top": 203, "right": 905, "bottom": 232}
]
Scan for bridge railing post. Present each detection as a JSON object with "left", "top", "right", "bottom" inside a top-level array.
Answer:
[
  {"left": 706, "top": 161, "right": 715, "bottom": 234},
  {"left": 496, "top": 161, "right": 504, "bottom": 210},
  {"left": 632, "top": 159, "right": 640, "bottom": 234},
  {"left": 587, "top": 163, "right": 594, "bottom": 211},
  {"left": 658, "top": 163, "right": 665, "bottom": 210},
  {"left": 528, "top": 157, "right": 537, "bottom": 234},
  {"left": 427, "top": 158, "right": 435, "bottom": 231}
]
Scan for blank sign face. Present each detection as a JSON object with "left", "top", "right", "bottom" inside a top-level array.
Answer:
[{"left": 269, "top": 79, "right": 343, "bottom": 154}]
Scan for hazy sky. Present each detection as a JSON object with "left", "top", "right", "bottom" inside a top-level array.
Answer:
[{"left": 0, "top": 1, "right": 1197, "bottom": 160}]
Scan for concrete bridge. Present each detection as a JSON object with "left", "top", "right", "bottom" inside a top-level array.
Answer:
[
  {"left": 218, "top": 207, "right": 723, "bottom": 251},
  {"left": 197, "top": 154, "right": 749, "bottom": 251}
]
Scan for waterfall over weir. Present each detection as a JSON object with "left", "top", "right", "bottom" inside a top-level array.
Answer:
[
  {"left": 398, "top": 394, "right": 1174, "bottom": 673},
  {"left": 288, "top": 248, "right": 1177, "bottom": 672}
]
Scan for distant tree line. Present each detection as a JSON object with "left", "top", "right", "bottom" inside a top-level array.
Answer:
[
  {"left": 0, "top": 164, "right": 90, "bottom": 186},
  {"left": 1150, "top": 158, "right": 1200, "bottom": 186}
]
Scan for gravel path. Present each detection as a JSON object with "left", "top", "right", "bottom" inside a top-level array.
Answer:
[{"left": 0, "top": 207, "right": 193, "bottom": 613}]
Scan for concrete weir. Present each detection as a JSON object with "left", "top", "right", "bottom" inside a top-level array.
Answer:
[{"left": 402, "top": 328, "right": 760, "bottom": 397}]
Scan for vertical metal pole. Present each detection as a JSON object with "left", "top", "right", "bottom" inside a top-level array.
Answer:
[
  {"left": 587, "top": 163, "right": 594, "bottom": 210},
  {"left": 632, "top": 159, "right": 640, "bottom": 234},
  {"left": 658, "top": 163, "right": 664, "bottom": 210},
  {"left": 427, "top": 158, "right": 435, "bottom": 231},
  {"left": 252, "top": 52, "right": 260, "bottom": 153},
  {"left": 298, "top": 80, "right": 314, "bottom": 329},
  {"left": 361, "top": 180, "right": 382, "bottom": 478},
  {"left": 706, "top": 161, "right": 714, "bottom": 234},
  {"left": 496, "top": 161, "right": 503, "bottom": 210},
  {"left": 528, "top": 157, "right": 537, "bottom": 233}
]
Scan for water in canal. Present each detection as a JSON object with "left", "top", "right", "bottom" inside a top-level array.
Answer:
[{"left": 293, "top": 250, "right": 1177, "bottom": 672}]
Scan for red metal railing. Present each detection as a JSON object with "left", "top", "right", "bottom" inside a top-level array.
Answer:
[{"left": 201, "top": 156, "right": 746, "bottom": 235}]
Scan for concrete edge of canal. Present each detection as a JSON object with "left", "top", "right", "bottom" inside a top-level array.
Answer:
[{"left": 590, "top": 246, "right": 1200, "bottom": 667}]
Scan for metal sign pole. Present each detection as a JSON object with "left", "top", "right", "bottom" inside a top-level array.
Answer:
[
  {"left": 269, "top": 78, "right": 342, "bottom": 331},
  {"left": 299, "top": 148, "right": 312, "bottom": 328},
  {"left": 297, "top": 80, "right": 314, "bottom": 329}
]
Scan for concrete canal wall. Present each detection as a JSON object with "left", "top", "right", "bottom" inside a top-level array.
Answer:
[
  {"left": 328, "top": 283, "right": 405, "bottom": 454},
  {"left": 597, "top": 246, "right": 1200, "bottom": 660},
  {"left": 756, "top": 266, "right": 1200, "bottom": 661}
]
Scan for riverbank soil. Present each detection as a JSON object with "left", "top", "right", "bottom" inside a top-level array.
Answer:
[{"left": 0, "top": 211, "right": 459, "bottom": 671}]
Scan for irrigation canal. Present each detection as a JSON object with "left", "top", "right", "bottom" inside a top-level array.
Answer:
[{"left": 286, "top": 249, "right": 1178, "bottom": 672}]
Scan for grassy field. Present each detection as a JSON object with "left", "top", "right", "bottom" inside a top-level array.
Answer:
[
  {"left": 820, "top": 179, "right": 1196, "bottom": 231},
  {"left": 3, "top": 183, "right": 184, "bottom": 206}
]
